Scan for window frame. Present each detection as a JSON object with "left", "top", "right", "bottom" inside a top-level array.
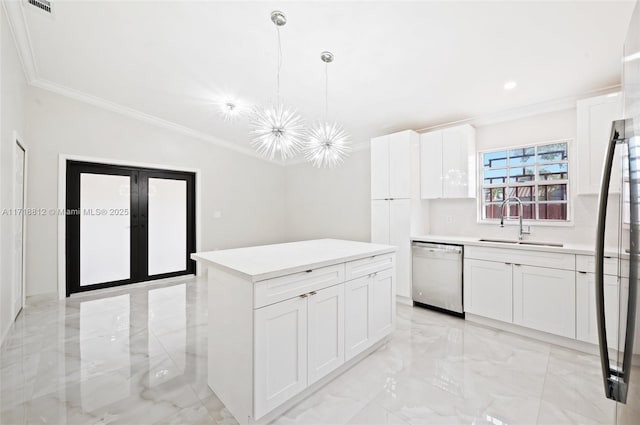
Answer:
[{"left": 477, "top": 139, "right": 574, "bottom": 226}]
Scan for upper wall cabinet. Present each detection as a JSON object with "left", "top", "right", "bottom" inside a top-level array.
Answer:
[
  {"left": 370, "top": 130, "right": 420, "bottom": 200},
  {"left": 420, "top": 124, "right": 476, "bottom": 199},
  {"left": 576, "top": 93, "right": 623, "bottom": 195}
]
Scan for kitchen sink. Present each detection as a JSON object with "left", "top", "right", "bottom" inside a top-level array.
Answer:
[
  {"left": 519, "top": 241, "right": 563, "bottom": 247},
  {"left": 478, "top": 238, "right": 519, "bottom": 244},
  {"left": 478, "top": 238, "right": 563, "bottom": 247}
]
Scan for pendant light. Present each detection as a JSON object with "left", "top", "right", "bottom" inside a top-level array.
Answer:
[
  {"left": 303, "top": 51, "right": 350, "bottom": 168},
  {"left": 249, "top": 11, "right": 306, "bottom": 161}
]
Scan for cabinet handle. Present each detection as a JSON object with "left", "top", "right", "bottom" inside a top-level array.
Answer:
[
  {"left": 505, "top": 262, "right": 512, "bottom": 265},
  {"left": 309, "top": 291, "right": 317, "bottom": 296},
  {"left": 514, "top": 264, "right": 521, "bottom": 267},
  {"left": 305, "top": 270, "right": 313, "bottom": 273},
  {"left": 299, "top": 294, "right": 308, "bottom": 298},
  {"left": 578, "top": 271, "right": 587, "bottom": 274}
]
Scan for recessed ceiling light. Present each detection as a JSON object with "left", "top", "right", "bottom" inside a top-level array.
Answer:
[{"left": 504, "top": 81, "right": 517, "bottom": 90}]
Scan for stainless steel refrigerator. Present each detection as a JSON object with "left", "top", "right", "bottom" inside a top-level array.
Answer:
[{"left": 595, "top": 1, "right": 640, "bottom": 423}]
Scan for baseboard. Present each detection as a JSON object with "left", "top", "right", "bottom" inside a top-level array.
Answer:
[{"left": 396, "top": 295, "right": 413, "bottom": 306}]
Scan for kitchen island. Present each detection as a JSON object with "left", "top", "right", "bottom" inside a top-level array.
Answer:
[{"left": 192, "top": 239, "right": 397, "bottom": 425}]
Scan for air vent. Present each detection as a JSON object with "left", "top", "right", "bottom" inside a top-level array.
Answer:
[{"left": 26, "top": 0, "right": 52, "bottom": 14}]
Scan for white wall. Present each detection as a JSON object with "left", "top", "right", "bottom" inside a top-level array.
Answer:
[
  {"left": 24, "top": 86, "right": 286, "bottom": 296},
  {"left": 429, "top": 108, "right": 620, "bottom": 246},
  {"left": 284, "top": 149, "right": 371, "bottom": 242},
  {"left": 1, "top": 5, "right": 28, "bottom": 341}
]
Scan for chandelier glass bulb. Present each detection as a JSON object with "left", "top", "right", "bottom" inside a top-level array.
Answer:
[
  {"left": 304, "top": 121, "right": 351, "bottom": 168},
  {"left": 250, "top": 103, "right": 306, "bottom": 160}
]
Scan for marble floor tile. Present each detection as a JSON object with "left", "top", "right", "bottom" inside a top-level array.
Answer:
[{"left": 1, "top": 276, "right": 637, "bottom": 425}]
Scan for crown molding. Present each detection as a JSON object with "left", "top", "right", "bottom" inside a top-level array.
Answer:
[
  {"left": 31, "top": 78, "right": 276, "bottom": 162},
  {"left": 3, "top": 2, "right": 284, "bottom": 165}
]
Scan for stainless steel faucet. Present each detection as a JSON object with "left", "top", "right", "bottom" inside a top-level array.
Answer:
[{"left": 499, "top": 197, "right": 531, "bottom": 240}]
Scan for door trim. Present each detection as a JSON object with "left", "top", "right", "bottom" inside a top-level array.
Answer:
[
  {"left": 57, "top": 154, "right": 202, "bottom": 300},
  {"left": 13, "top": 131, "right": 27, "bottom": 319}
]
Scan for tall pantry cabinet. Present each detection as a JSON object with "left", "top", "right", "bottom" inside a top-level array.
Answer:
[{"left": 370, "top": 130, "right": 427, "bottom": 300}]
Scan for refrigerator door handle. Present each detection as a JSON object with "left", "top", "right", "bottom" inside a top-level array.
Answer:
[{"left": 596, "top": 119, "right": 635, "bottom": 403}]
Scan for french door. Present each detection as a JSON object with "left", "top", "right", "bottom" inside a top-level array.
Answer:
[{"left": 65, "top": 161, "right": 195, "bottom": 296}]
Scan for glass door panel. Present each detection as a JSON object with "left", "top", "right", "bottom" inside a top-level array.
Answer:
[
  {"left": 147, "top": 178, "right": 187, "bottom": 276},
  {"left": 79, "top": 173, "right": 131, "bottom": 286}
]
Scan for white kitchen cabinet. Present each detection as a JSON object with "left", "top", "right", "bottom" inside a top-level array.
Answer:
[
  {"left": 371, "top": 200, "right": 390, "bottom": 244},
  {"left": 372, "top": 268, "right": 396, "bottom": 339},
  {"left": 420, "top": 124, "right": 476, "bottom": 199},
  {"left": 370, "top": 130, "right": 420, "bottom": 200},
  {"left": 576, "top": 93, "right": 623, "bottom": 195},
  {"left": 513, "top": 265, "right": 575, "bottom": 338},
  {"left": 371, "top": 199, "right": 411, "bottom": 298},
  {"left": 307, "top": 284, "right": 345, "bottom": 385},
  {"left": 464, "top": 259, "right": 513, "bottom": 322},
  {"left": 345, "top": 276, "right": 373, "bottom": 360},
  {"left": 389, "top": 199, "right": 411, "bottom": 298},
  {"left": 419, "top": 131, "right": 442, "bottom": 199},
  {"left": 370, "top": 135, "right": 390, "bottom": 200},
  {"left": 576, "top": 271, "right": 620, "bottom": 348},
  {"left": 254, "top": 296, "right": 308, "bottom": 419},
  {"left": 344, "top": 268, "right": 396, "bottom": 361},
  {"left": 389, "top": 132, "right": 411, "bottom": 199}
]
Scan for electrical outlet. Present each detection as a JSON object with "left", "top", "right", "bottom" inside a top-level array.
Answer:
[
  {"left": 446, "top": 216, "right": 453, "bottom": 224},
  {"left": 213, "top": 211, "right": 222, "bottom": 219}
]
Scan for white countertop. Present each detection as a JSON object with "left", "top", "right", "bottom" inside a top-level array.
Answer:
[
  {"left": 192, "top": 239, "right": 397, "bottom": 282},
  {"left": 411, "top": 234, "right": 619, "bottom": 257}
]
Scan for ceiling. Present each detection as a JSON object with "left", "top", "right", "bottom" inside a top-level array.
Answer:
[{"left": 15, "top": 0, "right": 636, "bottom": 154}]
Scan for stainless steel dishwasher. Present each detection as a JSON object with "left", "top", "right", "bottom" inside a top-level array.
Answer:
[{"left": 412, "top": 242, "right": 464, "bottom": 316}]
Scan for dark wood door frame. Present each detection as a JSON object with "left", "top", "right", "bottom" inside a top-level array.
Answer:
[{"left": 65, "top": 161, "right": 196, "bottom": 296}]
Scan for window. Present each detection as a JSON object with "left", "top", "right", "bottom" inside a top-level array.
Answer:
[{"left": 481, "top": 141, "right": 570, "bottom": 222}]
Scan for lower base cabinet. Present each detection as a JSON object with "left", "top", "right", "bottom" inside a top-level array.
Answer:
[
  {"left": 513, "top": 265, "right": 576, "bottom": 338},
  {"left": 345, "top": 269, "right": 396, "bottom": 361},
  {"left": 308, "top": 284, "right": 345, "bottom": 385},
  {"left": 464, "top": 257, "right": 576, "bottom": 339},
  {"left": 576, "top": 272, "right": 620, "bottom": 348},
  {"left": 254, "top": 260, "right": 396, "bottom": 420},
  {"left": 254, "top": 296, "right": 308, "bottom": 419},
  {"left": 464, "top": 259, "right": 513, "bottom": 323}
]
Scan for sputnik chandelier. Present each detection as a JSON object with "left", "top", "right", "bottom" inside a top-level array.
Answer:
[
  {"left": 303, "top": 51, "right": 351, "bottom": 168},
  {"left": 249, "top": 11, "right": 306, "bottom": 161},
  {"left": 247, "top": 11, "right": 350, "bottom": 167}
]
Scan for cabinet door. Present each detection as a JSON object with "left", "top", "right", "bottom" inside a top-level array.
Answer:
[
  {"left": 576, "top": 272, "right": 619, "bottom": 348},
  {"left": 513, "top": 265, "right": 575, "bottom": 338},
  {"left": 345, "top": 276, "right": 373, "bottom": 360},
  {"left": 442, "top": 125, "right": 475, "bottom": 198},
  {"left": 307, "top": 284, "right": 345, "bottom": 385},
  {"left": 576, "top": 93, "right": 622, "bottom": 195},
  {"left": 254, "top": 297, "right": 307, "bottom": 419},
  {"left": 388, "top": 131, "right": 411, "bottom": 199},
  {"left": 464, "top": 259, "right": 512, "bottom": 322},
  {"left": 420, "top": 131, "right": 443, "bottom": 199},
  {"left": 371, "top": 200, "right": 390, "bottom": 244},
  {"left": 371, "top": 136, "right": 390, "bottom": 200},
  {"left": 389, "top": 199, "right": 411, "bottom": 298},
  {"left": 372, "top": 268, "right": 395, "bottom": 340}
]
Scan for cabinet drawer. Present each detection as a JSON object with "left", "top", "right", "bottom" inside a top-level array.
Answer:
[
  {"left": 345, "top": 254, "right": 395, "bottom": 281},
  {"left": 465, "top": 246, "right": 574, "bottom": 271},
  {"left": 254, "top": 264, "right": 345, "bottom": 309},
  {"left": 576, "top": 254, "right": 618, "bottom": 276}
]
